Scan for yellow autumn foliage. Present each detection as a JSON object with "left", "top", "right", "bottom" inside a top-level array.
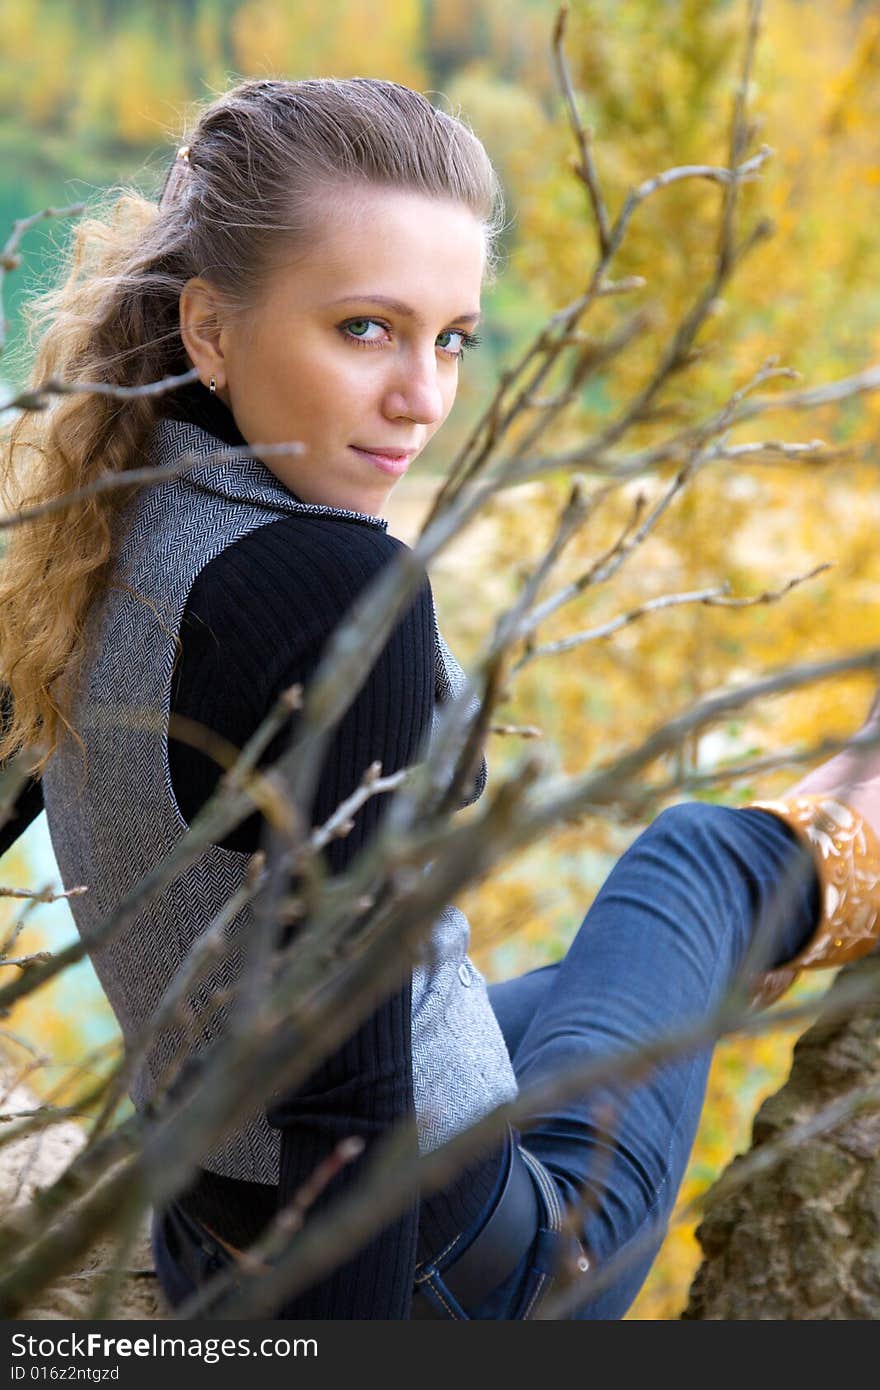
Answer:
[
  {"left": 231, "top": 0, "right": 426, "bottom": 88},
  {"left": 449, "top": 0, "right": 880, "bottom": 1318}
]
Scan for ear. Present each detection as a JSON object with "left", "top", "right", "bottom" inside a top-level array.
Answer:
[{"left": 179, "top": 277, "right": 229, "bottom": 390}]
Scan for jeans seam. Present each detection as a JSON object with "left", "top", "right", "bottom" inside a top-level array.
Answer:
[
  {"left": 621, "top": 847, "right": 734, "bottom": 1247},
  {"left": 521, "top": 1271, "right": 549, "bottom": 1320},
  {"left": 518, "top": 1146, "right": 563, "bottom": 1231},
  {"left": 424, "top": 1273, "right": 464, "bottom": 1320},
  {"left": 414, "top": 1229, "right": 466, "bottom": 1275},
  {"left": 514, "top": 1147, "right": 565, "bottom": 1320}
]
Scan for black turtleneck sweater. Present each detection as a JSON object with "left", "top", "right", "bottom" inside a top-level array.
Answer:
[{"left": 0, "top": 381, "right": 509, "bottom": 1319}]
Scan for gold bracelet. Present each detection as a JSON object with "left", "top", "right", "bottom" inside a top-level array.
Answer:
[{"left": 743, "top": 795, "right": 880, "bottom": 1008}]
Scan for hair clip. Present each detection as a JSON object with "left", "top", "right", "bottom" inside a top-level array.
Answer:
[{"left": 158, "top": 145, "right": 193, "bottom": 209}]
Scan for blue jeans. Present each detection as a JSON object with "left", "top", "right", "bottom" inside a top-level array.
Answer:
[{"left": 153, "top": 802, "right": 819, "bottom": 1319}]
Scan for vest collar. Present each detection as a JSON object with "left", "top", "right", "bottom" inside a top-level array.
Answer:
[
  {"left": 150, "top": 416, "right": 389, "bottom": 532},
  {"left": 146, "top": 415, "right": 488, "bottom": 810}
]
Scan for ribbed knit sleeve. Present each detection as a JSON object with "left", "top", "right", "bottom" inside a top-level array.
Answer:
[{"left": 169, "top": 513, "right": 433, "bottom": 1318}]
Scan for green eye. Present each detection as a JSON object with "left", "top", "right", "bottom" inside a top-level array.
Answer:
[
  {"left": 340, "top": 318, "right": 385, "bottom": 345},
  {"left": 339, "top": 317, "right": 483, "bottom": 359}
]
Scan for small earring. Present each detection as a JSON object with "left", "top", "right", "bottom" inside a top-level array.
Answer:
[{"left": 209, "top": 376, "right": 217, "bottom": 393}]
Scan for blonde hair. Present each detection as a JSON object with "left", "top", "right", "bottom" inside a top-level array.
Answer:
[{"left": 0, "top": 77, "right": 505, "bottom": 776}]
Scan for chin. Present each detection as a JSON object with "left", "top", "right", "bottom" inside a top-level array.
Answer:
[{"left": 344, "top": 481, "right": 394, "bottom": 516}]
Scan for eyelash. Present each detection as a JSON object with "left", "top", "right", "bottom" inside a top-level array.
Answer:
[{"left": 339, "top": 317, "right": 483, "bottom": 360}]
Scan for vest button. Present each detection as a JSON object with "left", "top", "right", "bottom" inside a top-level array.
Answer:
[{"left": 458, "top": 962, "right": 472, "bottom": 987}]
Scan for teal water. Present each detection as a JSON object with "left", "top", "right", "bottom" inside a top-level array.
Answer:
[
  {"left": 1, "top": 149, "right": 129, "bottom": 1066},
  {"left": 2, "top": 813, "right": 121, "bottom": 1056}
]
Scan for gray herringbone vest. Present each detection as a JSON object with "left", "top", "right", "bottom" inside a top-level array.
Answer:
[{"left": 40, "top": 417, "right": 519, "bottom": 1183}]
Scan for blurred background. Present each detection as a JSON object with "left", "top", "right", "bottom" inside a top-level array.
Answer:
[{"left": 4, "top": 0, "right": 880, "bottom": 1317}]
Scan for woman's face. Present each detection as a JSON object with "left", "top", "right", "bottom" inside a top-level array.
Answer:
[{"left": 180, "top": 185, "right": 486, "bottom": 516}]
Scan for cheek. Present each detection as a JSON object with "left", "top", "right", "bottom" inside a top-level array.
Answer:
[
  {"left": 440, "top": 379, "right": 459, "bottom": 420},
  {"left": 292, "top": 354, "right": 375, "bottom": 436},
  {"left": 296, "top": 336, "right": 362, "bottom": 389},
  {"left": 263, "top": 343, "right": 334, "bottom": 409}
]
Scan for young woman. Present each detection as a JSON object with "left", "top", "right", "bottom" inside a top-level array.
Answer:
[{"left": 2, "top": 76, "right": 879, "bottom": 1321}]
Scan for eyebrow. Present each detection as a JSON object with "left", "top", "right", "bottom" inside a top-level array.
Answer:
[{"left": 325, "top": 294, "right": 482, "bottom": 325}]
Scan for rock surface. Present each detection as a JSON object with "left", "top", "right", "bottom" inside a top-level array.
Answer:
[
  {"left": 683, "top": 958, "right": 880, "bottom": 1319},
  {"left": 1, "top": 1060, "right": 165, "bottom": 1320}
]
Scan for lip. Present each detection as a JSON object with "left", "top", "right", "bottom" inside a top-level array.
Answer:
[{"left": 350, "top": 445, "right": 414, "bottom": 477}]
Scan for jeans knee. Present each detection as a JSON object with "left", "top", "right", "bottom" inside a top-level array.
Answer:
[
  {"left": 646, "top": 802, "right": 751, "bottom": 888},
  {"left": 649, "top": 800, "right": 729, "bottom": 844}
]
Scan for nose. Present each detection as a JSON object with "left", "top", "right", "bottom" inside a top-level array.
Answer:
[{"left": 381, "top": 348, "right": 446, "bottom": 427}]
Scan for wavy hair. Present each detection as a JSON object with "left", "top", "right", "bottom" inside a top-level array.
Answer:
[{"left": 0, "top": 76, "right": 506, "bottom": 777}]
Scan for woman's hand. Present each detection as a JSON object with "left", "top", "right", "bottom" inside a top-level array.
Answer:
[{"left": 779, "top": 686, "right": 880, "bottom": 842}]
